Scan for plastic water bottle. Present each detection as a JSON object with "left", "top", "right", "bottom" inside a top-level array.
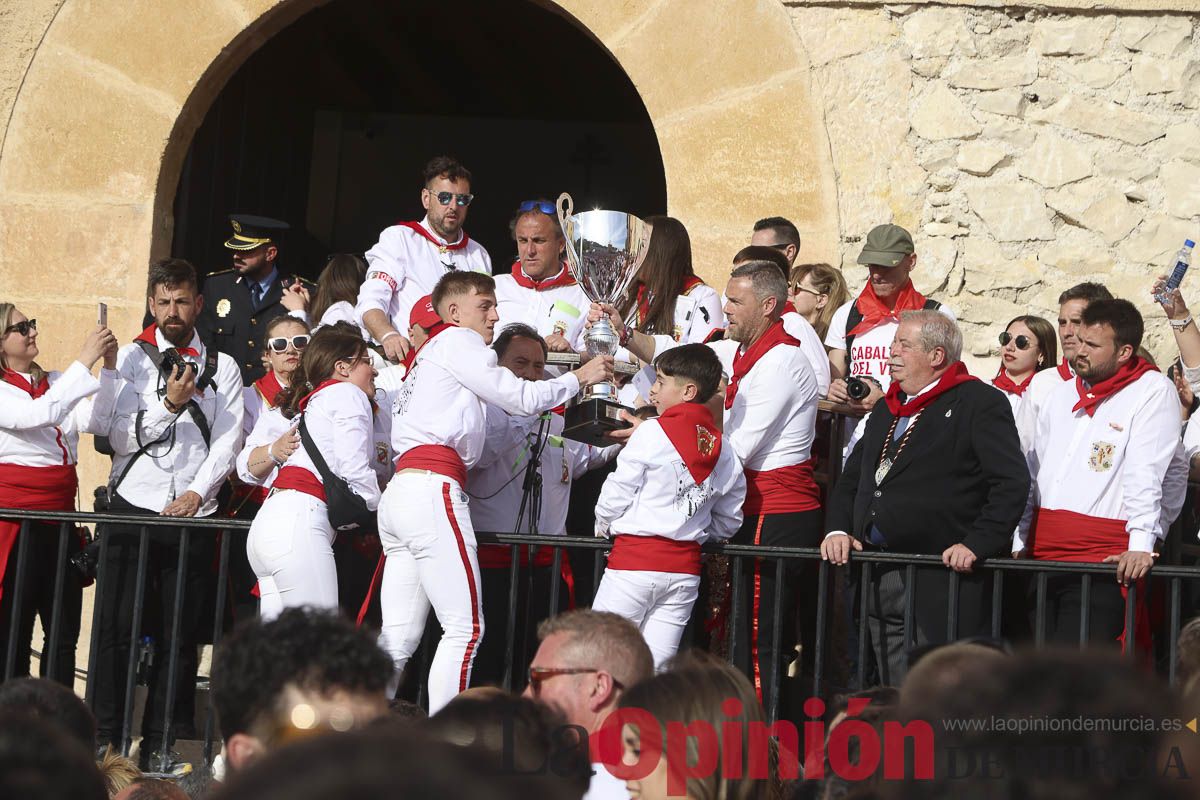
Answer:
[{"left": 1156, "top": 239, "right": 1195, "bottom": 304}]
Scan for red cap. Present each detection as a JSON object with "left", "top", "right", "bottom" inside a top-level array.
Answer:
[{"left": 409, "top": 295, "right": 441, "bottom": 331}]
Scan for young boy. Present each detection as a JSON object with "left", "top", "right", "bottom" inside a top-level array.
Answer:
[{"left": 591, "top": 344, "right": 746, "bottom": 667}]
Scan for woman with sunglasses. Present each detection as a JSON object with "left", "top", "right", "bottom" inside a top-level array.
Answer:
[
  {"left": 243, "top": 316, "right": 312, "bottom": 437},
  {"left": 246, "top": 325, "right": 382, "bottom": 619},
  {"left": 0, "top": 303, "right": 118, "bottom": 685},
  {"left": 787, "top": 262, "right": 849, "bottom": 342},
  {"left": 992, "top": 315, "right": 1057, "bottom": 410}
]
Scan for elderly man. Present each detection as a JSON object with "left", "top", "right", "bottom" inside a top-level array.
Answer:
[
  {"left": 524, "top": 610, "right": 654, "bottom": 800},
  {"left": 822, "top": 311, "right": 1028, "bottom": 685}
]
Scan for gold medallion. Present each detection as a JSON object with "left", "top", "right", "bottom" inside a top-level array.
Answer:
[{"left": 216, "top": 298, "right": 231, "bottom": 318}]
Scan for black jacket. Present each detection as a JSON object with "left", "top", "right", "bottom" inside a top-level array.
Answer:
[{"left": 196, "top": 269, "right": 315, "bottom": 385}]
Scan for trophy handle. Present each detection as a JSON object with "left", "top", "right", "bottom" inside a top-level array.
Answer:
[{"left": 556, "top": 192, "right": 574, "bottom": 232}]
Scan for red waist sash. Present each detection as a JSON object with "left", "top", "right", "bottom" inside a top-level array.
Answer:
[
  {"left": 743, "top": 458, "right": 821, "bottom": 515},
  {"left": 479, "top": 543, "right": 557, "bottom": 569},
  {"left": 607, "top": 535, "right": 701, "bottom": 575},
  {"left": 273, "top": 466, "right": 326, "bottom": 502},
  {"left": 0, "top": 463, "right": 78, "bottom": 605},
  {"left": 396, "top": 445, "right": 467, "bottom": 487}
]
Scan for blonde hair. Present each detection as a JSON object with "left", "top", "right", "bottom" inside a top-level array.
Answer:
[
  {"left": 0, "top": 302, "right": 46, "bottom": 384},
  {"left": 98, "top": 745, "right": 140, "bottom": 797},
  {"left": 788, "top": 263, "right": 849, "bottom": 340}
]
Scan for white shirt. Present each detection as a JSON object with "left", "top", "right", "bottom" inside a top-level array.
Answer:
[
  {"left": 594, "top": 414, "right": 744, "bottom": 542},
  {"left": 390, "top": 326, "right": 580, "bottom": 468},
  {"left": 782, "top": 310, "right": 832, "bottom": 398},
  {"left": 241, "top": 383, "right": 278, "bottom": 440},
  {"left": 108, "top": 329, "right": 245, "bottom": 516},
  {"left": 316, "top": 300, "right": 370, "bottom": 339},
  {"left": 824, "top": 299, "right": 957, "bottom": 392},
  {"left": 235, "top": 406, "right": 294, "bottom": 489},
  {"left": 284, "top": 381, "right": 383, "bottom": 510},
  {"left": 1015, "top": 363, "right": 1072, "bottom": 452},
  {"left": 0, "top": 362, "right": 119, "bottom": 467},
  {"left": 468, "top": 408, "right": 615, "bottom": 536},
  {"left": 494, "top": 266, "right": 591, "bottom": 351},
  {"left": 356, "top": 217, "right": 492, "bottom": 341},
  {"left": 1018, "top": 370, "right": 1181, "bottom": 553},
  {"left": 622, "top": 284, "right": 726, "bottom": 406}
]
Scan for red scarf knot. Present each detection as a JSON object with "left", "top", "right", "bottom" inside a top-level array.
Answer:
[
  {"left": 657, "top": 403, "right": 721, "bottom": 485},
  {"left": 510, "top": 261, "right": 576, "bottom": 291},
  {"left": 992, "top": 367, "right": 1034, "bottom": 397},
  {"left": 725, "top": 320, "right": 802, "bottom": 410},
  {"left": 884, "top": 361, "right": 978, "bottom": 417},
  {"left": 398, "top": 220, "right": 471, "bottom": 251},
  {"left": 135, "top": 324, "right": 198, "bottom": 358},
  {"left": 847, "top": 280, "right": 928, "bottom": 338},
  {"left": 1072, "top": 357, "right": 1158, "bottom": 417}
]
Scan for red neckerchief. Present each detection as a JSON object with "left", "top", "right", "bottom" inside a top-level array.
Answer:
[
  {"left": 682, "top": 275, "right": 704, "bottom": 293},
  {"left": 135, "top": 324, "right": 199, "bottom": 357},
  {"left": 297, "top": 379, "right": 340, "bottom": 412},
  {"left": 510, "top": 261, "right": 576, "bottom": 291},
  {"left": 725, "top": 320, "right": 802, "bottom": 410},
  {"left": 847, "top": 280, "right": 928, "bottom": 338},
  {"left": 1073, "top": 357, "right": 1158, "bottom": 417},
  {"left": 254, "top": 371, "right": 286, "bottom": 408},
  {"left": 1057, "top": 358, "right": 1073, "bottom": 381},
  {"left": 409, "top": 321, "right": 455, "bottom": 363},
  {"left": 782, "top": 301, "right": 798, "bottom": 316},
  {"left": 992, "top": 367, "right": 1034, "bottom": 397},
  {"left": 1, "top": 368, "right": 48, "bottom": 398},
  {"left": 884, "top": 361, "right": 978, "bottom": 417},
  {"left": 658, "top": 403, "right": 722, "bottom": 484},
  {"left": 397, "top": 220, "right": 470, "bottom": 251}
]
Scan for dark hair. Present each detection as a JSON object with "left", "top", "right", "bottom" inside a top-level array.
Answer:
[
  {"left": 0, "top": 678, "right": 96, "bottom": 753},
  {"left": 211, "top": 608, "right": 393, "bottom": 743},
  {"left": 618, "top": 215, "right": 698, "bottom": 336},
  {"left": 432, "top": 271, "right": 495, "bottom": 313},
  {"left": 1080, "top": 298, "right": 1144, "bottom": 352},
  {"left": 423, "top": 156, "right": 472, "bottom": 186},
  {"left": 147, "top": 257, "right": 198, "bottom": 297},
  {"left": 1057, "top": 281, "right": 1113, "bottom": 306},
  {"left": 654, "top": 343, "right": 722, "bottom": 403},
  {"left": 274, "top": 326, "right": 368, "bottom": 419},
  {"left": 732, "top": 245, "right": 789, "bottom": 281},
  {"left": 753, "top": 216, "right": 801, "bottom": 248},
  {"left": 509, "top": 199, "right": 564, "bottom": 241},
  {"left": 1004, "top": 315, "right": 1057, "bottom": 371},
  {"left": 493, "top": 323, "right": 548, "bottom": 360},
  {"left": 0, "top": 713, "right": 107, "bottom": 800},
  {"left": 310, "top": 254, "right": 367, "bottom": 324},
  {"left": 122, "top": 778, "right": 189, "bottom": 800}
]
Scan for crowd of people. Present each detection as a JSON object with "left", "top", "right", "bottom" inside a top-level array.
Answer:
[{"left": 2, "top": 154, "right": 1200, "bottom": 795}]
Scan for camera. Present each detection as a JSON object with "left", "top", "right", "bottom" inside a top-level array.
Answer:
[
  {"left": 160, "top": 349, "right": 190, "bottom": 380},
  {"left": 846, "top": 376, "right": 873, "bottom": 402}
]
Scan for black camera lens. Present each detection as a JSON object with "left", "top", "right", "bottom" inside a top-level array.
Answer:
[{"left": 846, "top": 376, "right": 871, "bottom": 401}]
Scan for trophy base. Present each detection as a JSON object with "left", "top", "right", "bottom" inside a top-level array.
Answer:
[{"left": 562, "top": 397, "right": 633, "bottom": 447}]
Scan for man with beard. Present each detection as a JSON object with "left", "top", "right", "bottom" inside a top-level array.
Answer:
[
  {"left": 1016, "top": 299, "right": 1181, "bottom": 650},
  {"left": 356, "top": 156, "right": 492, "bottom": 363},
  {"left": 95, "top": 258, "right": 244, "bottom": 772}
]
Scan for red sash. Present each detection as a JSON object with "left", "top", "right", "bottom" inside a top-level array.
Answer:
[
  {"left": 273, "top": 466, "right": 326, "bottom": 502},
  {"left": 744, "top": 459, "right": 821, "bottom": 515},
  {"left": 725, "top": 320, "right": 802, "bottom": 410},
  {"left": 1030, "top": 507, "right": 1150, "bottom": 653},
  {"left": 510, "top": 262, "right": 576, "bottom": 291},
  {"left": 395, "top": 444, "right": 467, "bottom": 487},
  {"left": 884, "top": 361, "right": 978, "bottom": 417},
  {"left": 398, "top": 220, "right": 471, "bottom": 251},
  {"left": 0, "top": 464, "right": 78, "bottom": 605},
  {"left": 657, "top": 403, "right": 721, "bottom": 484},
  {"left": 847, "top": 281, "right": 928, "bottom": 338},
  {"left": 991, "top": 367, "right": 1034, "bottom": 397},
  {"left": 1073, "top": 357, "right": 1158, "bottom": 417},
  {"left": 607, "top": 535, "right": 701, "bottom": 575}
]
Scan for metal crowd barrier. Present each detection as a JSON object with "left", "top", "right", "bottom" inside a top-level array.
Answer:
[{"left": 2, "top": 507, "right": 1200, "bottom": 762}]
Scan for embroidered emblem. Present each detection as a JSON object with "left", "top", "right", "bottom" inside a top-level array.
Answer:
[
  {"left": 231, "top": 219, "right": 242, "bottom": 234},
  {"left": 375, "top": 443, "right": 389, "bottom": 465},
  {"left": 552, "top": 320, "right": 568, "bottom": 338},
  {"left": 696, "top": 425, "right": 716, "bottom": 456},
  {"left": 1089, "top": 441, "right": 1115, "bottom": 472},
  {"left": 216, "top": 298, "right": 231, "bottom": 318}
]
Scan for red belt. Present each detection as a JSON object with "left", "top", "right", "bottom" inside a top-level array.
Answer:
[
  {"left": 607, "top": 535, "right": 701, "bottom": 576},
  {"left": 273, "top": 466, "right": 326, "bottom": 502},
  {"left": 396, "top": 444, "right": 467, "bottom": 486},
  {"left": 744, "top": 458, "right": 821, "bottom": 515}
]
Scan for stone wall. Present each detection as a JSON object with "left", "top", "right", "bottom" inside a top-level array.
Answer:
[{"left": 788, "top": 1, "right": 1200, "bottom": 368}]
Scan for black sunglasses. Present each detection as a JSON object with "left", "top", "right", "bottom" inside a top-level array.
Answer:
[
  {"left": 429, "top": 190, "right": 474, "bottom": 207},
  {"left": 518, "top": 200, "right": 556, "bottom": 215},
  {"left": 4, "top": 319, "right": 36, "bottom": 336},
  {"left": 999, "top": 331, "right": 1032, "bottom": 350},
  {"left": 267, "top": 335, "right": 310, "bottom": 353}
]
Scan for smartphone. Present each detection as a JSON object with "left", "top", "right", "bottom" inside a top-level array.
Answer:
[{"left": 97, "top": 302, "right": 108, "bottom": 327}]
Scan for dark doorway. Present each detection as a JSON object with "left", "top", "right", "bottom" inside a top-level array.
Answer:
[{"left": 171, "top": 0, "right": 667, "bottom": 280}]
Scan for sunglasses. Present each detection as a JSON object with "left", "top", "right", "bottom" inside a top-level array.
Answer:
[
  {"left": 3, "top": 319, "right": 36, "bottom": 336},
  {"left": 429, "top": 190, "right": 474, "bottom": 207},
  {"left": 267, "top": 335, "right": 310, "bottom": 353},
  {"left": 518, "top": 200, "right": 556, "bottom": 215},
  {"left": 527, "top": 666, "right": 603, "bottom": 696},
  {"left": 791, "top": 285, "right": 824, "bottom": 297},
  {"left": 998, "top": 331, "right": 1032, "bottom": 350}
]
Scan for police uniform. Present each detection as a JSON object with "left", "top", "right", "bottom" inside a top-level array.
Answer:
[{"left": 196, "top": 215, "right": 315, "bottom": 385}]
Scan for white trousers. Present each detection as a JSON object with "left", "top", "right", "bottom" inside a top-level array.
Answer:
[
  {"left": 377, "top": 471, "right": 483, "bottom": 714},
  {"left": 592, "top": 568, "right": 699, "bottom": 669},
  {"left": 246, "top": 490, "right": 339, "bottom": 621}
]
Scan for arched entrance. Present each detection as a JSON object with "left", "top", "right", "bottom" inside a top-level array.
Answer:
[{"left": 171, "top": 0, "right": 668, "bottom": 275}]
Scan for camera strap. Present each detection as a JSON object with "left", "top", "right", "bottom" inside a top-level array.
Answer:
[{"left": 135, "top": 339, "right": 215, "bottom": 447}]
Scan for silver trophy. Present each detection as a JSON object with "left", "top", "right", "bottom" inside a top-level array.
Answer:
[{"left": 557, "top": 192, "right": 652, "bottom": 445}]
